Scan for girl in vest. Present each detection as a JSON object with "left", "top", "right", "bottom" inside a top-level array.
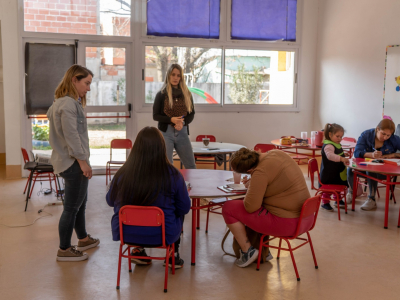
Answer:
[{"left": 320, "top": 123, "right": 350, "bottom": 211}]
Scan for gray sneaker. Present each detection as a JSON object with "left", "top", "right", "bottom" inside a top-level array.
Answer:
[
  {"left": 77, "top": 234, "right": 100, "bottom": 251},
  {"left": 57, "top": 246, "right": 88, "bottom": 262},
  {"left": 360, "top": 198, "right": 377, "bottom": 211},
  {"left": 235, "top": 246, "right": 259, "bottom": 268},
  {"left": 346, "top": 192, "right": 353, "bottom": 205}
]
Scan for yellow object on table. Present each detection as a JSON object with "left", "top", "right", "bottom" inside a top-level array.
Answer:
[{"left": 280, "top": 137, "right": 292, "bottom": 145}]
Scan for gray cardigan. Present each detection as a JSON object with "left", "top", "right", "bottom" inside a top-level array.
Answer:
[{"left": 47, "top": 96, "right": 90, "bottom": 174}]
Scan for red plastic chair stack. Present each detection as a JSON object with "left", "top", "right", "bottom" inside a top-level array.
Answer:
[
  {"left": 116, "top": 206, "right": 175, "bottom": 293},
  {"left": 106, "top": 139, "right": 132, "bottom": 185},
  {"left": 308, "top": 158, "right": 348, "bottom": 220},
  {"left": 256, "top": 195, "right": 321, "bottom": 281},
  {"left": 194, "top": 135, "right": 217, "bottom": 169},
  {"left": 21, "top": 148, "right": 58, "bottom": 198}
]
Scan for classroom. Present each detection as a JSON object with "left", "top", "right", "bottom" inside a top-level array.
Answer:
[{"left": 1, "top": 1, "right": 400, "bottom": 299}]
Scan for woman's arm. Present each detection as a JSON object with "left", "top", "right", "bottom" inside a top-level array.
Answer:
[
  {"left": 243, "top": 169, "right": 268, "bottom": 213},
  {"left": 153, "top": 92, "right": 172, "bottom": 124},
  {"left": 354, "top": 130, "right": 374, "bottom": 158},
  {"left": 174, "top": 175, "right": 191, "bottom": 216},
  {"left": 183, "top": 95, "right": 195, "bottom": 125}
]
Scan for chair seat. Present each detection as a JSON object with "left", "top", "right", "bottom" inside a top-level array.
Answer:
[
  {"left": 23, "top": 162, "right": 54, "bottom": 172},
  {"left": 319, "top": 184, "right": 347, "bottom": 192},
  {"left": 107, "top": 161, "right": 125, "bottom": 165}
]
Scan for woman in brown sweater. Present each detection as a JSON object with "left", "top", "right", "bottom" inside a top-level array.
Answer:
[{"left": 222, "top": 148, "right": 311, "bottom": 268}]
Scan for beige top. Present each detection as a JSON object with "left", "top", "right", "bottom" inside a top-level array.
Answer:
[
  {"left": 244, "top": 150, "right": 310, "bottom": 218},
  {"left": 47, "top": 96, "right": 90, "bottom": 174}
]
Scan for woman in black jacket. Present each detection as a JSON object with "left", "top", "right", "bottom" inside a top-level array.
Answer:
[{"left": 153, "top": 64, "right": 196, "bottom": 169}]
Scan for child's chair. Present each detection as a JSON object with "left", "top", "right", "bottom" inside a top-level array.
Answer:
[
  {"left": 256, "top": 195, "right": 322, "bottom": 281},
  {"left": 116, "top": 205, "right": 175, "bottom": 293},
  {"left": 308, "top": 158, "right": 348, "bottom": 220},
  {"left": 106, "top": 139, "right": 132, "bottom": 185},
  {"left": 194, "top": 135, "right": 217, "bottom": 169}
]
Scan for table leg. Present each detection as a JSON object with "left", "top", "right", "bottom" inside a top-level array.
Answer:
[
  {"left": 223, "top": 154, "right": 227, "bottom": 170},
  {"left": 384, "top": 175, "right": 390, "bottom": 229},
  {"left": 24, "top": 170, "right": 34, "bottom": 212},
  {"left": 352, "top": 171, "right": 357, "bottom": 211},
  {"left": 191, "top": 198, "right": 197, "bottom": 266},
  {"left": 197, "top": 203, "right": 200, "bottom": 230}
]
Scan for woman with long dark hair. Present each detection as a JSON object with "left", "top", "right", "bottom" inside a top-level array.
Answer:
[
  {"left": 47, "top": 65, "right": 100, "bottom": 262},
  {"left": 153, "top": 63, "right": 196, "bottom": 169},
  {"left": 106, "top": 126, "right": 191, "bottom": 267}
]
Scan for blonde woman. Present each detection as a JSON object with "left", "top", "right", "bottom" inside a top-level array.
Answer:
[
  {"left": 47, "top": 65, "right": 100, "bottom": 262},
  {"left": 153, "top": 64, "right": 196, "bottom": 169}
]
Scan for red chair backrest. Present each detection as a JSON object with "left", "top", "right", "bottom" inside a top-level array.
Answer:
[
  {"left": 111, "top": 139, "right": 133, "bottom": 149},
  {"left": 292, "top": 195, "right": 322, "bottom": 238},
  {"left": 343, "top": 137, "right": 357, "bottom": 143},
  {"left": 196, "top": 135, "right": 216, "bottom": 142},
  {"left": 308, "top": 158, "right": 321, "bottom": 190},
  {"left": 254, "top": 144, "right": 276, "bottom": 153},
  {"left": 21, "top": 148, "right": 30, "bottom": 164},
  {"left": 119, "top": 205, "right": 166, "bottom": 247}
]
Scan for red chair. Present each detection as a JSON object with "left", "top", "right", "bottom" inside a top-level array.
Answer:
[
  {"left": 116, "top": 206, "right": 175, "bottom": 292},
  {"left": 194, "top": 135, "right": 217, "bottom": 169},
  {"left": 308, "top": 158, "right": 348, "bottom": 220},
  {"left": 343, "top": 137, "right": 357, "bottom": 158},
  {"left": 21, "top": 148, "right": 58, "bottom": 199},
  {"left": 254, "top": 144, "right": 277, "bottom": 153},
  {"left": 106, "top": 139, "right": 132, "bottom": 185},
  {"left": 256, "top": 195, "right": 321, "bottom": 281}
]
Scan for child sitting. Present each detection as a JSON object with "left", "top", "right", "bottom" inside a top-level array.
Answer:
[{"left": 320, "top": 123, "right": 350, "bottom": 211}]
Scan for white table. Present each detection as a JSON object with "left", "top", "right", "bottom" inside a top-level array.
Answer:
[{"left": 175, "top": 142, "right": 245, "bottom": 170}]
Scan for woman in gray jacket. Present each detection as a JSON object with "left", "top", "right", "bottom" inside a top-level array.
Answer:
[{"left": 47, "top": 65, "right": 100, "bottom": 262}]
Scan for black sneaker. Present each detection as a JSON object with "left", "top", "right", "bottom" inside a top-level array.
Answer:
[
  {"left": 235, "top": 246, "right": 259, "bottom": 268},
  {"left": 321, "top": 203, "right": 334, "bottom": 212},
  {"left": 163, "top": 253, "right": 184, "bottom": 269},
  {"left": 130, "top": 248, "right": 152, "bottom": 265}
]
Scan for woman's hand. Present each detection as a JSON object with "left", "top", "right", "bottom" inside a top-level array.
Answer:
[
  {"left": 77, "top": 159, "right": 92, "bottom": 179},
  {"left": 382, "top": 153, "right": 396, "bottom": 159},
  {"left": 340, "top": 157, "right": 350, "bottom": 165},
  {"left": 171, "top": 116, "right": 184, "bottom": 125},
  {"left": 372, "top": 150, "right": 383, "bottom": 158},
  {"left": 242, "top": 175, "right": 251, "bottom": 188}
]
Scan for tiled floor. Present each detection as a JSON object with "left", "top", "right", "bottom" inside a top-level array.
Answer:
[{"left": 1, "top": 163, "right": 400, "bottom": 300}]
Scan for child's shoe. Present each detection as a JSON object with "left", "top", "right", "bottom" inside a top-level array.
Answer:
[
  {"left": 163, "top": 253, "right": 184, "bottom": 269},
  {"left": 321, "top": 203, "right": 334, "bottom": 212},
  {"left": 131, "top": 248, "right": 152, "bottom": 265},
  {"left": 333, "top": 200, "right": 346, "bottom": 208}
]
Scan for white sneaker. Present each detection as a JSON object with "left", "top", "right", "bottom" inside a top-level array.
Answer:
[
  {"left": 346, "top": 192, "right": 353, "bottom": 205},
  {"left": 360, "top": 198, "right": 377, "bottom": 211}
]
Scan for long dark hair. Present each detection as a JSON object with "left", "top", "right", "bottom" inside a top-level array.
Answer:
[{"left": 109, "top": 126, "right": 181, "bottom": 207}]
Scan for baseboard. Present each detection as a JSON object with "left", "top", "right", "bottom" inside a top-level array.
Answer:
[
  {"left": 6, "top": 164, "right": 21, "bottom": 179},
  {"left": 0, "top": 153, "right": 5, "bottom": 165}
]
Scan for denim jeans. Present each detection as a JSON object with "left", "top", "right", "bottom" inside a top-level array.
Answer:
[
  {"left": 58, "top": 160, "right": 89, "bottom": 250},
  {"left": 162, "top": 125, "right": 196, "bottom": 169},
  {"left": 347, "top": 168, "right": 386, "bottom": 200}
]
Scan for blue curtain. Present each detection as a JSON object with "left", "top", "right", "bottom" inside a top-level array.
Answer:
[
  {"left": 147, "top": 0, "right": 220, "bottom": 39},
  {"left": 231, "top": 0, "right": 297, "bottom": 41}
]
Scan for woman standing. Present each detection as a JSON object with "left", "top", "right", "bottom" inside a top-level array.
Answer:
[
  {"left": 153, "top": 64, "right": 196, "bottom": 169},
  {"left": 47, "top": 65, "right": 100, "bottom": 262}
]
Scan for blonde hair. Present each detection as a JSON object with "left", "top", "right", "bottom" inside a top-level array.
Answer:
[
  {"left": 54, "top": 65, "right": 93, "bottom": 107},
  {"left": 161, "top": 64, "right": 193, "bottom": 113},
  {"left": 230, "top": 148, "right": 260, "bottom": 173}
]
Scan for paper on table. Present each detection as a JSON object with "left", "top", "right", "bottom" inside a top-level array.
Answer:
[
  {"left": 359, "top": 162, "right": 384, "bottom": 165},
  {"left": 226, "top": 184, "right": 247, "bottom": 191}
]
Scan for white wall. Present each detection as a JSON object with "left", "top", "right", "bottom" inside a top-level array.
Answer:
[
  {"left": 314, "top": 0, "right": 400, "bottom": 139},
  {"left": 135, "top": 0, "right": 320, "bottom": 148},
  {"left": 0, "top": 21, "right": 5, "bottom": 154}
]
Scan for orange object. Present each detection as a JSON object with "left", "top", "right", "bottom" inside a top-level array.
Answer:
[
  {"left": 383, "top": 159, "right": 398, "bottom": 166},
  {"left": 280, "top": 137, "right": 292, "bottom": 145}
]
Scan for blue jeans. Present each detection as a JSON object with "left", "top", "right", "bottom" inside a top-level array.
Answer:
[
  {"left": 162, "top": 125, "right": 196, "bottom": 169},
  {"left": 58, "top": 160, "right": 89, "bottom": 250},
  {"left": 347, "top": 168, "right": 386, "bottom": 200}
]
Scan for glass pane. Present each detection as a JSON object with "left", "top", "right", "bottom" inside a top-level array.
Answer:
[
  {"left": 224, "top": 49, "right": 295, "bottom": 105},
  {"left": 87, "top": 113, "right": 127, "bottom": 169},
  {"left": 24, "top": 0, "right": 131, "bottom": 36},
  {"left": 86, "top": 47, "right": 126, "bottom": 106},
  {"left": 145, "top": 46, "right": 222, "bottom": 104},
  {"left": 32, "top": 117, "right": 52, "bottom": 160}
]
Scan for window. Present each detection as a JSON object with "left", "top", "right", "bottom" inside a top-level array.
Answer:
[
  {"left": 145, "top": 46, "right": 222, "bottom": 104},
  {"left": 24, "top": 0, "right": 131, "bottom": 36}
]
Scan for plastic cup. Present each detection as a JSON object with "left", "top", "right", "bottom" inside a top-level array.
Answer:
[
  {"left": 233, "top": 172, "right": 241, "bottom": 184},
  {"left": 301, "top": 132, "right": 307, "bottom": 139}
]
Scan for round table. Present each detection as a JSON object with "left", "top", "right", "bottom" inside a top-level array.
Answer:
[
  {"left": 180, "top": 169, "right": 245, "bottom": 265},
  {"left": 349, "top": 158, "right": 400, "bottom": 229},
  {"left": 175, "top": 142, "right": 245, "bottom": 170},
  {"left": 271, "top": 139, "right": 357, "bottom": 158}
]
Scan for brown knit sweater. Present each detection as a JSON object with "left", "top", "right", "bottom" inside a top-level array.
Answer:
[{"left": 244, "top": 150, "right": 310, "bottom": 218}]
